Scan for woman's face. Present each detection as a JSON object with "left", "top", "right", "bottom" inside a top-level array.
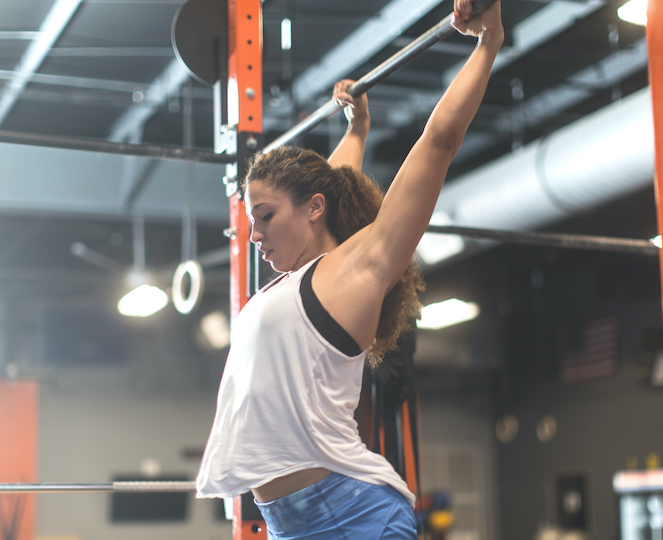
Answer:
[{"left": 244, "top": 180, "right": 316, "bottom": 272}]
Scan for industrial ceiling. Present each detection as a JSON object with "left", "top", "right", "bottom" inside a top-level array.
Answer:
[{"left": 0, "top": 0, "right": 656, "bottom": 371}]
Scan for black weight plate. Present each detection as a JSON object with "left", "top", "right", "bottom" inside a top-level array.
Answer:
[{"left": 172, "top": 0, "right": 228, "bottom": 86}]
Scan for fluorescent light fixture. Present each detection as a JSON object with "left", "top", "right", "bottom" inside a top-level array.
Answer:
[
  {"left": 618, "top": 0, "right": 647, "bottom": 25},
  {"left": 417, "top": 299, "right": 480, "bottom": 330},
  {"left": 200, "top": 311, "right": 231, "bottom": 349},
  {"left": 281, "top": 18, "right": 292, "bottom": 50},
  {"left": 118, "top": 284, "right": 168, "bottom": 317},
  {"left": 417, "top": 211, "right": 465, "bottom": 264},
  {"left": 651, "top": 235, "right": 662, "bottom": 248}
]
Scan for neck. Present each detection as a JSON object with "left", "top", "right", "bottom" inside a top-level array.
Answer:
[{"left": 291, "top": 229, "right": 338, "bottom": 272}]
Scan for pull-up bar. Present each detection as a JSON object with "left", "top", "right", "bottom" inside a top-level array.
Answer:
[
  {"left": 428, "top": 225, "right": 659, "bottom": 256},
  {"left": 262, "top": 0, "right": 498, "bottom": 154},
  {"left": 0, "top": 129, "right": 235, "bottom": 164}
]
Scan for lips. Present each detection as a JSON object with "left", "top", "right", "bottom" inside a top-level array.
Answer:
[{"left": 261, "top": 249, "right": 273, "bottom": 260}]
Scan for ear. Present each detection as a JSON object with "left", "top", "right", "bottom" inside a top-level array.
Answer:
[{"left": 308, "top": 193, "right": 326, "bottom": 223}]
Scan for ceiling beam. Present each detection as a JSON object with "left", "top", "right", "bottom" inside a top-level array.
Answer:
[
  {"left": 0, "top": 69, "right": 143, "bottom": 93},
  {"left": 384, "top": 0, "right": 608, "bottom": 128},
  {"left": 49, "top": 47, "right": 174, "bottom": 57},
  {"left": 292, "top": 0, "right": 446, "bottom": 102},
  {"left": 498, "top": 37, "right": 649, "bottom": 132},
  {"left": 450, "top": 39, "right": 649, "bottom": 165},
  {"left": 0, "top": 32, "right": 42, "bottom": 40},
  {"left": 0, "top": 69, "right": 213, "bottom": 100},
  {"left": 0, "top": 0, "right": 84, "bottom": 127},
  {"left": 108, "top": 59, "right": 189, "bottom": 142},
  {"left": 390, "top": 36, "right": 475, "bottom": 57},
  {"left": 443, "top": 0, "right": 607, "bottom": 86}
]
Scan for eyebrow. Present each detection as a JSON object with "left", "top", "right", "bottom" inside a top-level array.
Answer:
[{"left": 245, "top": 202, "right": 264, "bottom": 218}]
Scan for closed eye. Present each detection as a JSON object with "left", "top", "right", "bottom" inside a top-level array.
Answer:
[{"left": 261, "top": 213, "right": 273, "bottom": 222}]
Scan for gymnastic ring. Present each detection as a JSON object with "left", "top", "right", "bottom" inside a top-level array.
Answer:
[{"left": 172, "top": 260, "right": 204, "bottom": 314}]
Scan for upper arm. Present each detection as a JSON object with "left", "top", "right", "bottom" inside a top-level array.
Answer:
[
  {"left": 360, "top": 134, "right": 455, "bottom": 288},
  {"left": 307, "top": 7, "right": 503, "bottom": 345}
]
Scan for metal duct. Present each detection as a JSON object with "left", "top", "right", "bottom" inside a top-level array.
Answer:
[{"left": 433, "top": 86, "right": 654, "bottom": 234}]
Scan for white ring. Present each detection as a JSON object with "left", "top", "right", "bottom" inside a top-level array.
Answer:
[{"left": 172, "top": 260, "right": 204, "bottom": 314}]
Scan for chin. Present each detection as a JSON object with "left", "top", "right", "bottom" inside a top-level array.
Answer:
[
  {"left": 271, "top": 259, "right": 297, "bottom": 273},
  {"left": 269, "top": 260, "right": 285, "bottom": 272}
]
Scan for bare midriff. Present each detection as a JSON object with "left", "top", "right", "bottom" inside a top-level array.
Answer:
[{"left": 251, "top": 468, "right": 333, "bottom": 503}]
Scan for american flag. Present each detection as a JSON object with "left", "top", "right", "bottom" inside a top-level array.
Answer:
[{"left": 561, "top": 316, "right": 617, "bottom": 383}]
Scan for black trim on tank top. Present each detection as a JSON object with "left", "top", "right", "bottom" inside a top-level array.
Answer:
[{"left": 300, "top": 259, "right": 363, "bottom": 357}]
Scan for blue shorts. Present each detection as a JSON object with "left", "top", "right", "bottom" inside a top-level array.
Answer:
[{"left": 254, "top": 472, "right": 417, "bottom": 540}]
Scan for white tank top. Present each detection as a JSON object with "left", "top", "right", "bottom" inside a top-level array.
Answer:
[{"left": 196, "top": 257, "right": 415, "bottom": 507}]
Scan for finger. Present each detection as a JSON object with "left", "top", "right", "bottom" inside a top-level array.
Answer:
[
  {"left": 457, "top": 0, "right": 473, "bottom": 20},
  {"left": 451, "top": 11, "right": 462, "bottom": 30},
  {"left": 335, "top": 91, "right": 354, "bottom": 106},
  {"left": 333, "top": 89, "right": 348, "bottom": 106},
  {"left": 334, "top": 79, "right": 354, "bottom": 95}
]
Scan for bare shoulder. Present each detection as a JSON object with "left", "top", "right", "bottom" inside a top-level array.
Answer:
[
  {"left": 314, "top": 227, "right": 384, "bottom": 293},
  {"left": 311, "top": 230, "right": 386, "bottom": 350}
]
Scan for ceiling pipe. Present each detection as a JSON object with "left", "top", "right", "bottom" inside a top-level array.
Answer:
[{"left": 426, "top": 86, "right": 654, "bottom": 263}]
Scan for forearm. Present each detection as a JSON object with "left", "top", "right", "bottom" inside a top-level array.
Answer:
[
  {"left": 425, "top": 28, "right": 503, "bottom": 154},
  {"left": 327, "top": 115, "right": 370, "bottom": 169},
  {"left": 359, "top": 16, "right": 504, "bottom": 287}
]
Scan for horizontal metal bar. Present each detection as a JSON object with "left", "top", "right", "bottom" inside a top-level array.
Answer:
[
  {"left": 263, "top": 100, "right": 341, "bottom": 153},
  {"left": 113, "top": 481, "right": 196, "bottom": 493},
  {"left": 427, "top": 225, "right": 659, "bottom": 256},
  {"left": 0, "top": 481, "right": 197, "bottom": 494},
  {"left": 263, "top": 0, "right": 497, "bottom": 153},
  {"left": 0, "top": 31, "right": 42, "bottom": 40},
  {"left": 0, "top": 484, "right": 114, "bottom": 493},
  {"left": 49, "top": 47, "right": 174, "bottom": 58},
  {"left": 0, "top": 130, "right": 235, "bottom": 164}
]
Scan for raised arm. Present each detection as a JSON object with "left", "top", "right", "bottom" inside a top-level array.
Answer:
[
  {"left": 311, "top": 1, "right": 503, "bottom": 352},
  {"left": 327, "top": 79, "right": 371, "bottom": 170},
  {"left": 363, "top": 0, "right": 503, "bottom": 288}
]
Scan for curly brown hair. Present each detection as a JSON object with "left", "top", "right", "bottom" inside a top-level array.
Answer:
[{"left": 240, "top": 146, "right": 425, "bottom": 367}]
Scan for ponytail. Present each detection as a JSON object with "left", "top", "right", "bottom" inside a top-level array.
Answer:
[{"left": 330, "top": 166, "right": 381, "bottom": 244}]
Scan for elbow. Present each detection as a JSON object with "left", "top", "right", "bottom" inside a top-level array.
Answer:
[{"left": 426, "top": 126, "right": 465, "bottom": 160}]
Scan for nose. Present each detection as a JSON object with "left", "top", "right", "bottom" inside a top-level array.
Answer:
[{"left": 250, "top": 222, "right": 263, "bottom": 244}]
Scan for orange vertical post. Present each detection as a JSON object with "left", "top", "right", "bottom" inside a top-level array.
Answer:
[
  {"left": 400, "top": 400, "right": 420, "bottom": 497},
  {"left": 650, "top": 0, "right": 663, "bottom": 305},
  {"left": 227, "top": 0, "right": 264, "bottom": 538},
  {"left": 228, "top": 0, "right": 262, "bottom": 322},
  {"left": 0, "top": 380, "right": 38, "bottom": 540},
  {"left": 229, "top": 191, "right": 250, "bottom": 321}
]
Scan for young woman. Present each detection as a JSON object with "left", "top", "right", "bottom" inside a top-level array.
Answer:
[{"left": 197, "top": 1, "right": 503, "bottom": 538}]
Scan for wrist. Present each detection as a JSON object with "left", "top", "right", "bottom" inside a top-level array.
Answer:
[
  {"left": 478, "top": 26, "right": 504, "bottom": 49},
  {"left": 349, "top": 115, "right": 370, "bottom": 137}
]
